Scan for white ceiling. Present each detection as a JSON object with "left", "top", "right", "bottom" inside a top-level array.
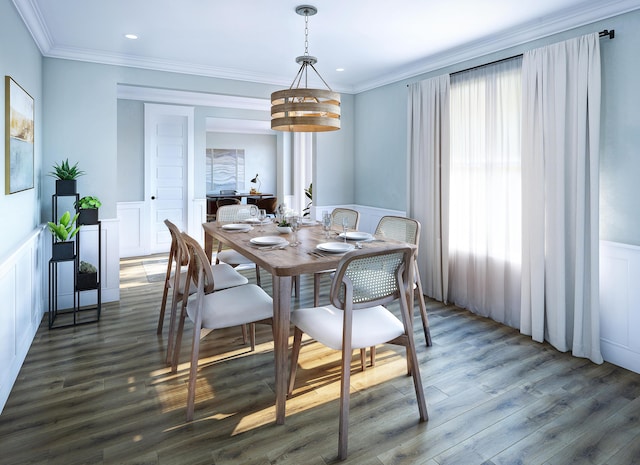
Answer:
[{"left": 12, "top": 0, "right": 640, "bottom": 94}]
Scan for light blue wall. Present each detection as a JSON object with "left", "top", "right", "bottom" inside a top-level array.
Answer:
[
  {"left": 0, "top": 0, "right": 43, "bottom": 259},
  {"left": 353, "top": 10, "right": 640, "bottom": 245},
  {"left": 315, "top": 93, "right": 355, "bottom": 206},
  {"left": 117, "top": 100, "right": 144, "bottom": 201}
]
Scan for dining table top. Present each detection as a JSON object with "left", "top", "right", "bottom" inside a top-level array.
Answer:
[{"left": 201, "top": 220, "right": 411, "bottom": 276}]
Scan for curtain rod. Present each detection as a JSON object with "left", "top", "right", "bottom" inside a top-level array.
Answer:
[{"left": 407, "top": 29, "right": 615, "bottom": 86}]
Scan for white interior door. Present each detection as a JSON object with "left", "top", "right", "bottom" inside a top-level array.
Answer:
[{"left": 145, "top": 104, "right": 194, "bottom": 254}]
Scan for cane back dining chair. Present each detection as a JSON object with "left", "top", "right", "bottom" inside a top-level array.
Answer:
[
  {"left": 159, "top": 220, "right": 249, "bottom": 366},
  {"left": 177, "top": 232, "right": 274, "bottom": 421},
  {"left": 375, "top": 216, "right": 432, "bottom": 347},
  {"left": 313, "top": 208, "right": 360, "bottom": 306},
  {"left": 288, "top": 246, "right": 428, "bottom": 460},
  {"left": 215, "top": 204, "right": 262, "bottom": 285}
]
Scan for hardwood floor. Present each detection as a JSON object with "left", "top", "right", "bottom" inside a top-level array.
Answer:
[{"left": 1, "top": 255, "right": 640, "bottom": 465}]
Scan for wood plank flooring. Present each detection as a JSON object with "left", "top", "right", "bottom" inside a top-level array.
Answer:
[{"left": 1, "top": 254, "right": 639, "bottom": 465}]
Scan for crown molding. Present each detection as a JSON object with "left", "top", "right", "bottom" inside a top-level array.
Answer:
[
  {"left": 353, "top": 0, "right": 640, "bottom": 93},
  {"left": 14, "top": 0, "right": 640, "bottom": 94}
]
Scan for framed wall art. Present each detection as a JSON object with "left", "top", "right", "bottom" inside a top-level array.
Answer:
[{"left": 5, "top": 76, "right": 34, "bottom": 194}]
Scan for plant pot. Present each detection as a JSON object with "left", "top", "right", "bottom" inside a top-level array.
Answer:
[
  {"left": 77, "top": 272, "right": 98, "bottom": 290},
  {"left": 55, "top": 179, "right": 77, "bottom": 196},
  {"left": 52, "top": 241, "right": 75, "bottom": 261},
  {"left": 78, "top": 208, "right": 99, "bottom": 225}
]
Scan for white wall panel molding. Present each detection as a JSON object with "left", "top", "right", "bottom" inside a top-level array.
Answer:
[
  {"left": 600, "top": 240, "right": 640, "bottom": 373},
  {"left": 117, "top": 202, "right": 147, "bottom": 258},
  {"left": 0, "top": 226, "right": 46, "bottom": 413}
]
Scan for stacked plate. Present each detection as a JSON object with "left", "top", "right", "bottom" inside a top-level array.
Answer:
[
  {"left": 338, "top": 231, "right": 374, "bottom": 241},
  {"left": 222, "top": 223, "right": 252, "bottom": 232},
  {"left": 250, "top": 236, "right": 289, "bottom": 247},
  {"left": 316, "top": 242, "right": 355, "bottom": 253}
]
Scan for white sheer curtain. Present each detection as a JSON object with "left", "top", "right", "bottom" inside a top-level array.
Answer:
[
  {"left": 520, "top": 33, "right": 603, "bottom": 364},
  {"left": 448, "top": 57, "right": 523, "bottom": 327},
  {"left": 407, "top": 75, "right": 450, "bottom": 302}
]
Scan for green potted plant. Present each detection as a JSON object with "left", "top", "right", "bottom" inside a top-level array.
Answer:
[
  {"left": 48, "top": 211, "right": 81, "bottom": 260},
  {"left": 49, "top": 159, "right": 85, "bottom": 195},
  {"left": 77, "top": 260, "right": 98, "bottom": 290},
  {"left": 75, "top": 195, "right": 101, "bottom": 225},
  {"left": 303, "top": 183, "right": 312, "bottom": 217}
]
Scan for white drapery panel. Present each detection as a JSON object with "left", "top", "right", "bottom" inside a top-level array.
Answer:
[
  {"left": 448, "top": 58, "right": 523, "bottom": 327},
  {"left": 407, "top": 75, "right": 450, "bottom": 302},
  {"left": 520, "top": 33, "right": 603, "bottom": 364}
]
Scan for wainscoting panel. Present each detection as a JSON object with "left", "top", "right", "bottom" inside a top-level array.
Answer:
[
  {"left": 600, "top": 240, "right": 640, "bottom": 373},
  {"left": 0, "top": 227, "right": 45, "bottom": 413},
  {"left": 47, "top": 219, "right": 120, "bottom": 309},
  {"left": 117, "top": 201, "right": 147, "bottom": 257}
]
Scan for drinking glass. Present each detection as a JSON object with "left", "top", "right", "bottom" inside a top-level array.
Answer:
[
  {"left": 322, "top": 211, "right": 332, "bottom": 239},
  {"left": 290, "top": 215, "right": 301, "bottom": 246},
  {"left": 258, "top": 209, "right": 267, "bottom": 232},
  {"left": 342, "top": 217, "right": 349, "bottom": 243}
]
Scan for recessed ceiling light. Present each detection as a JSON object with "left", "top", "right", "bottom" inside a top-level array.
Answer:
[
  {"left": 124, "top": 34, "right": 138, "bottom": 40},
  {"left": 336, "top": 68, "right": 345, "bottom": 72}
]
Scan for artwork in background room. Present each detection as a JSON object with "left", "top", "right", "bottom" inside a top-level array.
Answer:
[
  {"left": 5, "top": 76, "right": 34, "bottom": 194},
  {"left": 206, "top": 148, "right": 245, "bottom": 194}
]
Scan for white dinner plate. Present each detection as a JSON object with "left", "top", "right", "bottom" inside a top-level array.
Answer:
[
  {"left": 338, "top": 231, "right": 373, "bottom": 241},
  {"left": 301, "top": 218, "right": 317, "bottom": 226},
  {"left": 250, "top": 236, "right": 288, "bottom": 246},
  {"left": 317, "top": 242, "right": 356, "bottom": 254},
  {"left": 244, "top": 218, "right": 271, "bottom": 224},
  {"left": 222, "top": 223, "right": 252, "bottom": 231}
]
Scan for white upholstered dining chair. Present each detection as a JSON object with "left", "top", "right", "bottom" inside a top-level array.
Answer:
[
  {"left": 176, "top": 232, "right": 274, "bottom": 421},
  {"left": 288, "top": 246, "right": 428, "bottom": 460},
  {"left": 159, "top": 220, "right": 249, "bottom": 366},
  {"left": 215, "top": 203, "right": 262, "bottom": 285}
]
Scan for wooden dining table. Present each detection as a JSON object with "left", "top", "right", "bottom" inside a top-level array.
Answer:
[{"left": 202, "top": 220, "right": 413, "bottom": 425}]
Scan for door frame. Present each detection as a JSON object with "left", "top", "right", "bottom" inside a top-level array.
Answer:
[{"left": 144, "top": 103, "right": 195, "bottom": 254}]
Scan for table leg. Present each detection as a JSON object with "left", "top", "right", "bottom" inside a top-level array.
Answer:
[
  {"left": 272, "top": 275, "right": 292, "bottom": 425},
  {"left": 204, "top": 230, "right": 213, "bottom": 263}
]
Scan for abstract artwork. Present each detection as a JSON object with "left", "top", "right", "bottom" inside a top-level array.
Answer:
[
  {"left": 5, "top": 76, "right": 34, "bottom": 194},
  {"left": 206, "top": 148, "right": 245, "bottom": 194}
]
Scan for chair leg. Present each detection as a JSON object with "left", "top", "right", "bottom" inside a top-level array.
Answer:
[
  {"left": 338, "top": 338, "right": 353, "bottom": 460},
  {"left": 414, "top": 262, "right": 432, "bottom": 347},
  {"left": 291, "top": 276, "right": 299, "bottom": 297},
  {"left": 249, "top": 323, "right": 256, "bottom": 351},
  {"left": 288, "top": 327, "right": 303, "bottom": 396},
  {"left": 359, "top": 349, "right": 366, "bottom": 371},
  {"left": 186, "top": 319, "right": 203, "bottom": 422},
  {"left": 158, "top": 282, "right": 170, "bottom": 334},
  {"left": 255, "top": 264, "right": 261, "bottom": 286},
  {"left": 370, "top": 346, "right": 376, "bottom": 367},
  {"left": 157, "top": 259, "right": 174, "bottom": 334},
  {"left": 313, "top": 273, "right": 321, "bottom": 306},
  {"left": 165, "top": 288, "right": 182, "bottom": 365},
  {"left": 171, "top": 305, "right": 188, "bottom": 373},
  {"left": 407, "top": 334, "right": 428, "bottom": 422}
]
